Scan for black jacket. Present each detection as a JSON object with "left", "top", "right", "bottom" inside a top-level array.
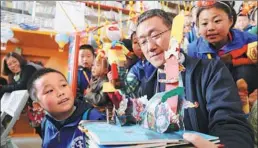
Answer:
[
  {"left": 143, "top": 55, "right": 254, "bottom": 148},
  {"left": 0, "top": 64, "right": 37, "bottom": 93}
]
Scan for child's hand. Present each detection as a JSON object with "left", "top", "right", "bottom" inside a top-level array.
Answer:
[
  {"left": 107, "top": 71, "right": 113, "bottom": 82},
  {"left": 183, "top": 133, "right": 219, "bottom": 148},
  {"left": 84, "top": 88, "right": 91, "bottom": 95}
]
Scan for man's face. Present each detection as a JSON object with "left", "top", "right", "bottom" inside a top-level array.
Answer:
[{"left": 136, "top": 16, "right": 171, "bottom": 68}]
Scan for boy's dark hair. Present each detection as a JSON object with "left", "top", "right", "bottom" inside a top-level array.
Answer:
[
  {"left": 79, "top": 44, "right": 95, "bottom": 57},
  {"left": 121, "top": 39, "right": 133, "bottom": 52},
  {"left": 196, "top": 1, "right": 237, "bottom": 29},
  {"left": 27, "top": 68, "right": 67, "bottom": 101},
  {"left": 130, "top": 31, "right": 136, "bottom": 41},
  {"left": 137, "top": 9, "right": 173, "bottom": 28}
]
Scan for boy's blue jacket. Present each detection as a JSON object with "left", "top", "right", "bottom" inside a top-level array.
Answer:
[
  {"left": 77, "top": 66, "right": 91, "bottom": 99},
  {"left": 128, "top": 59, "right": 157, "bottom": 98},
  {"left": 141, "top": 54, "right": 254, "bottom": 148},
  {"left": 187, "top": 29, "right": 257, "bottom": 59},
  {"left": 41, "top": 99, "right": 105, "bottom": 148}
]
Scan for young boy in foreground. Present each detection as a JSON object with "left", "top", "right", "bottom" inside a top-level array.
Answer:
[{"left": 27, "top": 68, "right": 105, "bottom": 148}]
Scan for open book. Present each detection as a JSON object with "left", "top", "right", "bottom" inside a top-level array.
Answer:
[{"left": 79, "top": 121, "right": 219, "bottom": 147}]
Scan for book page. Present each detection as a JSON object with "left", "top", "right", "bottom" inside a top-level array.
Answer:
[{"left": 4, "top": 90, "right": 29, "bottom": 117}]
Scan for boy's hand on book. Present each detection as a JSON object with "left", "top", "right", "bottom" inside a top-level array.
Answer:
[{"left": 183, "top": 133, "right": 218, "bottom": 148}]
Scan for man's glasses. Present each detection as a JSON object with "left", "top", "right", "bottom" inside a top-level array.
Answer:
[{"left": 138, "top": 28, "right": 171, "bottom": 48}]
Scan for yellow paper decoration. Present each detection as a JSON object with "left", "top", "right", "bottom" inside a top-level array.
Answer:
[
  {"left": 171, "top": 14, "right": 184, "bottom": 43},
  {"left": 103, "top": 82, "right": 116, "bottom": 92}
]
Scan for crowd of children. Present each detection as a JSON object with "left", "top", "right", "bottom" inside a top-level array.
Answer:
[{"left": 0, "top": 1, "right": 257, "bottom": 148}]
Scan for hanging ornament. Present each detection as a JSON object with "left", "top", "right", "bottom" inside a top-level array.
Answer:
[
  {"left": 80, "top": 24, "right": 90, "bottom": 45},
  {"left": 127, "top": 1, "right": 135, "bottom": 27},
  {"left": 1, "top": 27, "right": 14, "bottom": 50},
  {"left": 140, "top": 1, "right": 144, "bottom": 14},
  {"left": 55, "top": 33, "right": 69, "bottom": 52}
]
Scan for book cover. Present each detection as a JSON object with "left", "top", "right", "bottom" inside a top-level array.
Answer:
[{"left": 79, "top": 121, "right": 219, "bottom": 146}]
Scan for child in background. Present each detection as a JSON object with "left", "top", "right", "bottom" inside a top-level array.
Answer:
[
  {"left": 235, "top": 2, "right": 255, "bottom": 32},
  {"left": 118, "top": 31, "right": 157, "bottom": 99},
  {"left": 77, "top": 44, "right": 95, "bottom": 100},
  {"left": 121, "top": 39, "right": 139, "bottom": 71},
  {"left": 235, "top": 13, "right": 252, "bottom": 32},
  {"left": 187, "top": 1, "right": 258, "bottom": 112},
  {"left": 27, "top": 68, "right": 105, "bottom": 148},
  {"left": 84, "top": 56, "right": 110, "bottom": 108}
]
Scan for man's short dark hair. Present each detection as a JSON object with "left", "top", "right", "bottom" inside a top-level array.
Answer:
[
  {"left": 79, "top": 44, "right": 95, "bottom": 57},
  {"left": 27, "top": 68, "right": 67, "bottom": 101},
  {"left": 137, "top": 9, "right": 173, "bottom": 28}
]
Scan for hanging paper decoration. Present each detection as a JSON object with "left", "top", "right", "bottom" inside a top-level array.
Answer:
[
  {"left": 1, "top": 27, "right": 14, "bottom": 50},
  {"left": 127, "top": 1, "right": 135, "bottom": 27},
  {"left": 140, "top": 1, "right": 144, "bottom": 14},
  {"left": 89, "top": 33, "right": 99, "bottom": 49},
  {"left": 80, "top": 25, "right": 90, "bottom": 46},
  {"left": 55, "top": 33, "right": 69, "bottom": 52}
]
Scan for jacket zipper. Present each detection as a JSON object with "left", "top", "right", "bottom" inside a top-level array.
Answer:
[
  {"left": 58, "top": 132, "right": 61, "bottom": 143},
  {"left": 185, "top": 71, "right": 200, "bottom": 131}
]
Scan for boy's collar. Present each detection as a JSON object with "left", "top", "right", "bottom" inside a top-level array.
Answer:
[{"left": 45, "top": 106, "right": 76, "bottom": 122}]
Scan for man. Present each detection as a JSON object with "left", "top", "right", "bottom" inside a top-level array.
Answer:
[{"left": 136, "top": 9, "right": 253, "bottom": 148}]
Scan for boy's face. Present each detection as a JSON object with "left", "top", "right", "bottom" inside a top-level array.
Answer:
[
  {"left": 34, "top": 72, "right": 74, "bottom": 120},
  {"left": 236, "top": 15, "right": 250, "bottom": 30},
  {"left": 78, "top": 49, "right": 94, "bottom": 68},
  {"left": 91, "top": 59, "right": 107, "bottom": 77}
]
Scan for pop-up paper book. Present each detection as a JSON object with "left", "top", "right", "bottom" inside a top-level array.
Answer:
[
  {"left": 79, "top": 121, "right": 219, "bottom": 147},
  {"left": 141, "top": 87, "right": 185, "bottom": 133},
  {"left": 159, "top": 12, "right": 185, "bottom": 123}
]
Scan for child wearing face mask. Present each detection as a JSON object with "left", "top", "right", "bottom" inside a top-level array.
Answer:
[
  {"left": 187, "top": 1, "right": 258, "bottom": 112},
  {"left": 77, "top": 44, "right": 95, "bottom": 100},
  {"left": 27, "top": 68, "right": 105, "bottom": 148}
]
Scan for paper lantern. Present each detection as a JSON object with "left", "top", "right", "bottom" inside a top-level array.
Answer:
[
  {"left": 1, "top": 27, "right": 14, "bottom": 50},
  {"left": 55, "top": 33, "right": 69, "bottom": 52}
]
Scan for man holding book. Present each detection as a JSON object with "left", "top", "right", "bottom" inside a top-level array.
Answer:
[{"left": 135, "top": 9, "right": 253, "bottom": 148}]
